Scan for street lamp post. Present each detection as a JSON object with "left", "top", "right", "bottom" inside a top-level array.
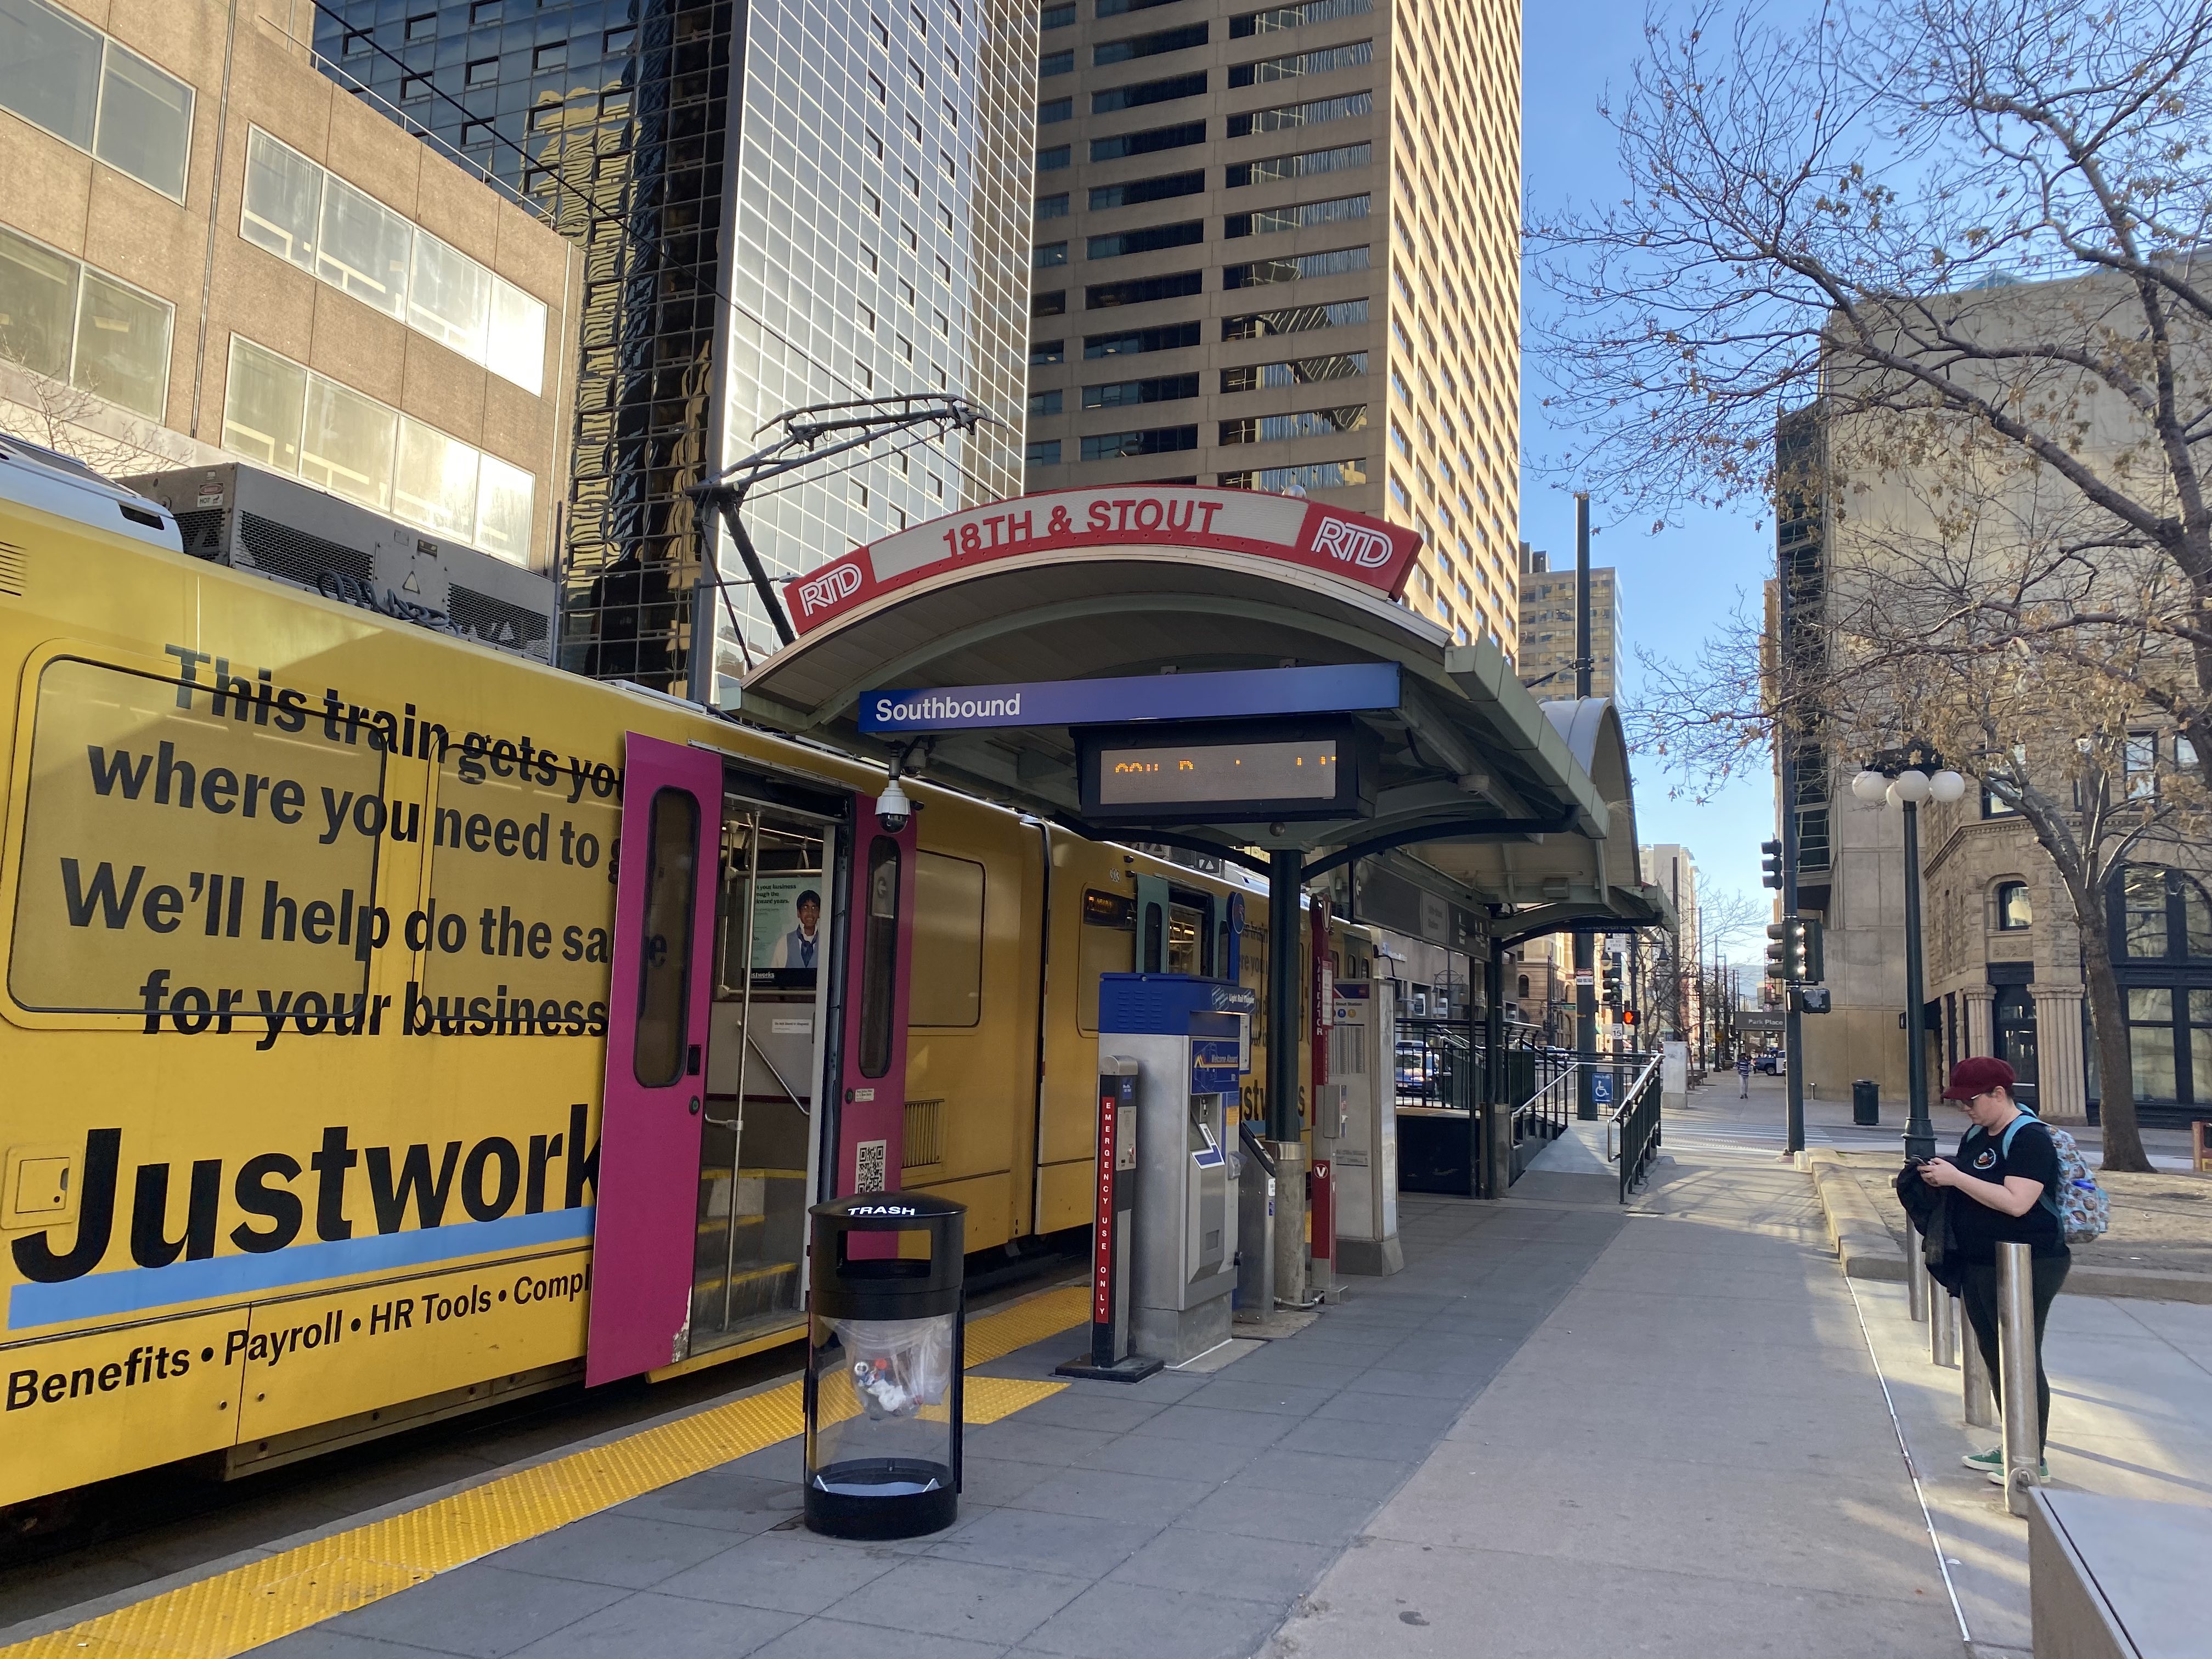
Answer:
[{"left": 1851, "top": 752, "right": 1968, "bottom": 1164}]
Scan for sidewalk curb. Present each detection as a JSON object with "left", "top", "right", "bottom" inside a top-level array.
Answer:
[
  {"left": 1805, "top": 1149, "right": 1904, "bottom": 1283},
  {"left": 1806, "top": 1149, "right": 2212, "bottom": 1303}
]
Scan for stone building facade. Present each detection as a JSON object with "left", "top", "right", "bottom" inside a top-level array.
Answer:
[{"left": 0, "top": 0, "right": 577, "bottom": 572}]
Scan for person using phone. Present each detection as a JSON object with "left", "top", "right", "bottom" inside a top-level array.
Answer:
[{"left": 1914, "top": 1056, "right": 2069, "bottom": 1482}]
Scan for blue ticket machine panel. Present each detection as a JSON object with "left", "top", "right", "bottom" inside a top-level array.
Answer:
[{"left": 1099, "top": 974, "right": 1255, "bottom": 1364}]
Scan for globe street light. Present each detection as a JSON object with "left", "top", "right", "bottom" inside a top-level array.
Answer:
[{"left": 1862, "top": 747, "right": 1964, "bottom": 1162}]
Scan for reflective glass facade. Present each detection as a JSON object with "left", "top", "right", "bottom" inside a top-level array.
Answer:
[{"left": 315, "top": 0, "right": 1031, "bottom": 692}]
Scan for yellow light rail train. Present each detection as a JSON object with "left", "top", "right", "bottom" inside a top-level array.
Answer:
[{"left": 0, "top": 443, "right": 1304, "bottom": 1523}]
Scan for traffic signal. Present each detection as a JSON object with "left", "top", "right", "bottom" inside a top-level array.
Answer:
[
  {"left": 1601, "top": 957, "right": 1623, "bottom": 1004},
  {"left": 1622, "top": 1007, "right": 1638, "bottom": 1028},
  {"left": 1760, "top": 839, "right": 1784, "bottom": 889},
  {"left": 1764, "top": 917, "right": 1825, "bottom": 983},
  {"left": 1795, "top": 987, "right": 1832, "bottom": 1014}
]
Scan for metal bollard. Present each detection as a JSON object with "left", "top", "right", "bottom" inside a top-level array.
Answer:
[
  {"left": 1962, "top": 1305, "right": 1996, "bottom": 1427},
  {"left": 1904, "top": 1228, "right": 1926, "bottom": 1321},
  {"left": 1929, "top": 1287, "right": 1956, "bottom": 1369},
  {"left": 1997, "top": 1241, "right": 2039, "bottom": 1517}
]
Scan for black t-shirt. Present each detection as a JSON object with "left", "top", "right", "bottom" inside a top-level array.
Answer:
[{"left": 1946, "top": 1115, "right": 2069, "bottom": 1262}]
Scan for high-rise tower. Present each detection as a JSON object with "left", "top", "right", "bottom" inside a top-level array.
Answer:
[
  {"left": 1021, "top": 0, "right": 1521, "bottom": 652},
  {"left": 316, "top": 0, "right": 1034, "bottom": 691}
]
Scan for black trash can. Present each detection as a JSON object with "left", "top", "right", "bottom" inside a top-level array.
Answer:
[
  {"left": 803, "top": 1192, "right": 965, "bottom": 1540},
  {"left": 1853, "top": 1079, "right": 1880, "bottom": 1126}
]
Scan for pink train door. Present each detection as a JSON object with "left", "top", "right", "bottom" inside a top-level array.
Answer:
[
  {"left": 586, "top": 735, "right": 723, "bottom": 1385},
  {"left": 830, "top": 796, "right": 919, "bottom": 1201}
]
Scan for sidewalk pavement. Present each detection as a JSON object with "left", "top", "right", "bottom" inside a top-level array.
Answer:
[{"left": 37, "top": 1077, "right": 2207, "bottom": 1659}]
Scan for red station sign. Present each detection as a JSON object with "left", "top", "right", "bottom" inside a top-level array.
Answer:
[{"left": 783, "top": 486, "right": 1423, "bottom": 636}]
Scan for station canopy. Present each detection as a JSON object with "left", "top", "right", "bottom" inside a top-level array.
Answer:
[{"left": 735, "top": 487, "right": 1669, "bottom": 938}]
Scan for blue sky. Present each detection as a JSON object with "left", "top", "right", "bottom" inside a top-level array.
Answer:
[{"left": 1518, "top": 0, "right": 1778, "bottom": 915}]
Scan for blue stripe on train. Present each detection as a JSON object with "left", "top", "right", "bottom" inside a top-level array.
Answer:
[{"left": 6, "top": 1206, "right": 596, "bottom": 1330}]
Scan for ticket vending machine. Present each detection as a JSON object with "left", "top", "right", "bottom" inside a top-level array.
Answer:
[
  {"left": 1098, "top": 973, "right": 1256, "bottom": 1364},
  {"left": 1316, "top": 973, "right": 1403, "bottom": 1276}
]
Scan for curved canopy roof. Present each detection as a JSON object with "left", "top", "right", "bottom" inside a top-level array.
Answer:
[{"left": 737, "top": 489, "right": 1668, "bottom": 936}]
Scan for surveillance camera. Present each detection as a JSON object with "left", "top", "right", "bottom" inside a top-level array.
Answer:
[{"left": 876, "top": 777, "right": 912, "bottom": 833}]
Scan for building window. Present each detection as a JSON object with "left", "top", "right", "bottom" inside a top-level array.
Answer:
[
  {"left": 1037, "top": 144, "right": 1071, "bottom": 170},
  {"left": 1033, "top": 240, "right": 1069, "bottom": 268},
  {"left": 1081, "top": 424, "right": 1198, "bottom": 461},
  {"left": 0, "top": 0, "right": 194, "bottom": 201},
  {"left": 1222, "top": 297, "right": 1367, "bottom": 338},
  {"left": 1222, "top": 245, "right": 1370, "bottom": 288},
  {"left": 1225, "top": 89, "right": 1372, "bottom": 138},
  {"left": 1226, "top": 142, "right": 1371, "bottom": 187},
  {"left": 2125, "top": 732, "right": 2159, "bottom": 799},
  {"left": 0, "top": 225, "right": 172, "bottom": 420},
  {"left": 1032, "top": 290, "right": 1068, "bottom": 317},
  {"left": 1223, "top": 193, "right": 1371, "bottom": 238},
  {"left": 1227, "top": 38, "right": 1374, "bottom": 87},
  {"left": 1085, "top": 270, "right": 1204, "bottom": 309},
  {"left": 239, "top": 128, "right": 546, "bottom": 392},
  {"left": 1092, "top": 72, "right": 1208, "bottom": 114},
  {"left": 1039, "top": 96, "right": 1073, "bottom": 123},
  {"left": 1083, "top": 372, "right": 1199, "bottom": 408},
  {"left": 1229, "top": 0, "right": 1375, "bottom": 37},
  {"left": 1091, "top": 120, "right": 1207, "bottom": 161},
  {"left": 1087, "top": 221, "right": 1204, "bottom": 259},
  {"left": 1024, "top": 438, "right": 1062, "bottom": 465},
  {"left": 1089, "top": 171, "right": 1206, "bottom": 211},
  {"left": 1028, "top": 388, "right": 1063, "bottom": 416},
  {"left": 221, "top": 336, "right": 535, "bottom": 563},
  {"left": 1220, "top": 404, "right": 1366, "bottom": 443},
  {"left": 1041, "top": 1, "right": 1076, "bottom": 26},
  {"left": 2114, "top": 865, "right": 2212, "bottom": 961},
  {"left": 1040, "top": 48, "right": 1074, "bottom": 76},
  {"left": 1218, "top": 456, "right": 1365, "bottom": 490},
  {"left": 1086, "top": 320, "right": 1202, "bottom": 357},
  {"left": 1995, "top": 882, "right": 2033, "bottom": 931},
  {"left": 1094, "top": 22, "right": 1209, "bottom": 64},
  {"left": 1036, "top": 193, "right": 1070, "bottom": 220}
]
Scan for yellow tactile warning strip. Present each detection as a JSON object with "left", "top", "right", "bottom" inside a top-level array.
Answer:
[
  {"left": 963, "top": 1282, "right": 1090, "bottom": 1366},
  {"left": 2, "top": 1285, "right": 1085, "bottom": 1659}
]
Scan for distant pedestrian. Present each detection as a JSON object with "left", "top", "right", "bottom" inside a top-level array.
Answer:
[
  {"left": 1736, "top": 1052, "right": 1752, "bottom": 1097},
  {"left": 1914, "top": 1057, "right": 2070, "bottom": 1484}
]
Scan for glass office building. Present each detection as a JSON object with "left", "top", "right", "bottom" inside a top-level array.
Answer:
[{"left": 315, "top": 0, "right": 1032, "bottom": 691}]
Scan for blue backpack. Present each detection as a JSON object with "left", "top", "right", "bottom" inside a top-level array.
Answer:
[{"left": 1983, "top": 1114, "right": 2109, "bottom": 1244}]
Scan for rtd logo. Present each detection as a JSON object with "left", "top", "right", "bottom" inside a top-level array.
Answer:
[
  {"left": 1311, "top": 517, "right": 1394, "bottom": 569},
  {"left": 793, "top": 561, "right": 864, "bottom": 617}
]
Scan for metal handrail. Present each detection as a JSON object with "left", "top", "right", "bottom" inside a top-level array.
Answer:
[{"left": 1604, "top": 1053, "right": 1666, "bottom": 1157}]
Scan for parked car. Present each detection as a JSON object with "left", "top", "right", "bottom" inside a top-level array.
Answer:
[{"left": 1754, "top": 1051, "right": 1782, "bottom": 1075}]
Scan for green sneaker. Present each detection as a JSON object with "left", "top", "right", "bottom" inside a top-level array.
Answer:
[
  {"left": 1988, "top": 1459, "right": 2048, "bottom": 1487},
  {"left": 1962, "top": 1447, "right": 2002, "bottom": 1473}
]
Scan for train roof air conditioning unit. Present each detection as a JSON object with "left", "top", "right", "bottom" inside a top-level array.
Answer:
[{"left": 121, "top": 462, "right": 555, "bottom": 664}]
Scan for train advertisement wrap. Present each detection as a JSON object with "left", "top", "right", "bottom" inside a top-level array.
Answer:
[{"left": 0, "top": 624, "right": 634, "bottom": 1505}]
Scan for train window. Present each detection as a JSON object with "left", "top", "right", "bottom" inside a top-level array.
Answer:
[
  {"left": 858, "top": 838, "right": 902, "bottom": 1075},
  {"left": 1167, "top": 902, "right": 1204, "bottom": 975},
  {"left": 633, "top": 789, "right": 701, "bottom": 1086},
  {"left": 1077, "top": 887, "right": 1136, "bottom": 1034},
  {"left": 910, "top": 851, "right": 984, "bottom": 1027}
]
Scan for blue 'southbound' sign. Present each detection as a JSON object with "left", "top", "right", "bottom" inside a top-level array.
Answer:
[{"left": 859, "top": 663, "right": 1400, "bottom": 734}]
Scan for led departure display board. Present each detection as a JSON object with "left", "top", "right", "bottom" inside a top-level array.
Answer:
[
  {"left": 1076, "top": 718, "right": 1374, "bottom": 825},
  {"left": 1097, "top": 738, "right": 1340, "bottom": 806}
]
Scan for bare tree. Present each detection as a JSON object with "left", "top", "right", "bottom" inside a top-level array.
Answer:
[
  {"left": 0, "top": 369, "right": 174, "bottom": 479},
  {"left": 1533, "top": 0, "right": 2212, "bottom": 751}
]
